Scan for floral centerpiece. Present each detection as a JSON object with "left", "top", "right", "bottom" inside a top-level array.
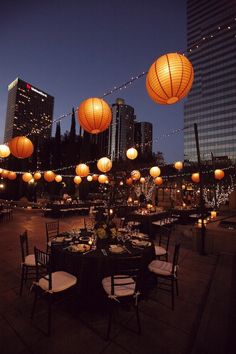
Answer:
[{"left": 93, "top": 221, "right": 120, "bottom": 240}]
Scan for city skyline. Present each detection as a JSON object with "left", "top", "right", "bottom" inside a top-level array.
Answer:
[{"left": 0, "top": 0, "right": 186, "bottom": 163}]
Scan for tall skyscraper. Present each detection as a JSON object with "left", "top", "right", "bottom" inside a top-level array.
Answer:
[
  {"left": 134, "top": 122, "right": 153, "bottom": 159},
  {"left": 4, "top": 78, "right": 54, "bottom": 142},
  {"left": 184, "top": 0, "right": 236, "bottom": 162},
  {"left": 108, "top": 98, "right": 136, "bottom": 160}
]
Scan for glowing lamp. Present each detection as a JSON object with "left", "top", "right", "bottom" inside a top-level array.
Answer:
[
  {"left": 214, "top": 169, "right": 224, "bottom": 180},
  {"left": 0, "top": 144, "right": 10, "bottom": 158},
  {"left": 154, "top": 177, "right": 163, "bottom": 185},
  {"left": 55, "top": 175, "right": 62, "bottom": 183},
  {"left": 74, "top": 176, "right": 82, "bottom": 185},
  {"left": 77, "top": 97, "right": 112, "bottom": 134},
  {"left": 22, "top": 172, "right": 33, "bottom": 183},
  {"left": 33, "top": 172, "right": 41, "bottom": 180},
  {"left": 126, "top": 147, "right": 138, "bottom": 160},
  {"left": 131, "top": 170, "right": 141, "bottom": 181},
  {"left": 44, "top": 171, "right": 55, "bottom": 182},
  {"left": 146, "top": 53, "right": 194, "bottom": 105},
  {"left": 9, "top": 136, "right": 34, "bottom": 159},
  {"left": 8, "top": 171, "right": 17, "bottom": 180},
  {"left": 1, "top": 170, "right": 9, "bottom": 178},
  {"left": 98, "top": 174, "right": 108, "bottom": 184},
  {"left": 211, "top": 211, "right": 217, "bottom": 218},
  {"left": 75, "top": 163, "right": 90, "bottom": 177},
  {"left": 174, "top": 161, "right": 183, "bottom": 171},
  {"left": 92, "top": 174, "right": 98, "bottom": 181},
  {"left": 191, "top": 173, "right": 200, "bottom": 183},
  {"left": 150, "top": 166, "right": 161, "bottom": 178},
  {"left": 140, "top": 177, "right": 145, "bottom": 184},
  {"left": 87, "top": 175, "right": 93, "bottom": 182},
  {"left": 97, "top": 157, "right": 112, "bottom": 173}
]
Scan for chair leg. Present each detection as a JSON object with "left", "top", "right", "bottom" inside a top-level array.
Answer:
[
  {"left": 31, "top": 290, "right": 38, "bottom": 319},
  {"left": 20, "top": 265, "right": 25, "bottom": 296},
  {"left": 25, "top": 267, "right": 28, "bottom": 283},
  {"left": 135, "top": 303, "right": 141, "bottom": 334},
  {"left": 106, "top": 301, "right": 113, "bottom": 340},
  {"left": 175, "top": 278, "right": 179, "bottom": 296},
  {"left": 47, "top": 296, "right": 52, "bottom": 336},
  {"left": 171, "top": 279, "right": 175, "bottom": 311}
]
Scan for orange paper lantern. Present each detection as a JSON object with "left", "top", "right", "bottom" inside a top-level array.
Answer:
[
  {"left": 44, "top": 171, "right": 55, "bottom": 182},
  {"left": 174, "top": 161, "right": 183, "bottom": 171},
  {"left": 97, "top": 157, "right": 112, "bottom": 173},
  {"left": 8, "top": 171, "right": 17, "bottom": 180},
  {"left": 214, "top": 169, "right": 225, "bottom": 180},
  {"left": 191, "top": 173, "right": 200, "bottom": 183},
  {"left": 55, "top": 175, "right": 62, "bottom": 183},
  {"left": 22, "top": 172, "right": 33, "bottom": 183},
  {"left": 74, "top": 176, "right": 82, "bottom": 184},
  {"left": 98, "top": 174, "right": 108, "bottom": 184},
  {"left": 1, "top": 170, "right": 9, "bottom": 178},
  {"left": 140, "top": 177, "right": 145, "bottom": 184},
  {"left": 87, "top": 175, "right": 93, "bottom": 182},
  {"left": 131, "top": 170, "right": 141, "bottom": 181},
  {"left": 150, "top": 166, "right": 161, "bottom": 178},
  {"left": 126, "top": 177, "right": 133, "bottom": 185},
  {"left": 146, "top": 53, "right": 194, "bottom": 105},
  {"left": 0, "top": 144, "right": 10, "bottom": 158},
  {"left": 92, "top": 174, "right": 98, "bottom": 181},
  {"left": 126, "top": 147, "right": 138, "bottom": 160},
  {"left": 154, "top": 177, "right": 163, "bottom": 185},
  {"left": 9, "top": 136, "right": 34, "bottom": 159},
  {"left": 33, "top": 172, "right": 41, "bottom": 180},
  {"left": 75, "top": 164, "right": 90, "bottom": 177},
  {"left": 77, "top": 98, "right": 112, "bottom": 134}
]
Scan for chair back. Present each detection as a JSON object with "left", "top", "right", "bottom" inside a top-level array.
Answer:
[
  {"left": 108, "top": 255, "right": 142, "bottom": 296},
  {"left": 158, "top": 226, "right": 171, "bottom": 251},
  {"left": 34, "top": 247, "right": 52, "bottom": 290},
  {"left": 20, "top": 230, "right": 29, "bottom": 263},
  {"left": 171, "top": 243, "right": 180, "bottom": 275},
  {"left": 45, "top": 221, "right": 59, "bottom": 242}
]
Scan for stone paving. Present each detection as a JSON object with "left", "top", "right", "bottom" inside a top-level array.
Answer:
[{"left": 0, "top": 209, "right": 234, "bottom": 354}]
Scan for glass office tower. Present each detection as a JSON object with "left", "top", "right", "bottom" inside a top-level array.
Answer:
[
  {"left": 184, "top": 0, "right": 236, "bottom": 162},
  {"left": 134, "top": 122, "right": 153, "bottom": 159}
]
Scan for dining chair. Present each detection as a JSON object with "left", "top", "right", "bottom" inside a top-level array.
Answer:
[
  {"left": 154, "top": 226, "right": 171, "bottom": 261},
  {"left": 148, "top": 243, "right": 180, "bottom": 310},
  {"left": 31, "top": 247, "right": 77, "bottom": 336},
  {"left": 19, "top": 230, "right": 37, "bottom": 296},
  {"left": 45, "top": 220, "right": 59, "bottom": 252},
  {"left": 101, "top": 255, "right": 142, "bottom": 340}
]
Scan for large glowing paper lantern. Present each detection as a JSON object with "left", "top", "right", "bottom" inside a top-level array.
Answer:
[
  {"left": 174, "top": 161, "right": 183, "bottom": 171},
  {"left": 44, "top": 171, "right": 55, "bottom": 182},
  {"left": 0, "top": 144, "right": 10, "bottom": 158},
  {"left": 74, "top": 176, "right": 82, "bottom": 184},
  {"left": 191, "top": 173, "right": 200, "bottom": 183},
  {"left": 126, "top": 147, "right": 138, "bottom": 160},
  {"left": 75, "top": 164, "right": 90, "bottom": 177},
  {"left": 146, "top": 53, "right": 194, "bottom": 105},
  {"left": 8, "top": 171, "right": 17, "bottom": 180},
  {"left": 150, "top": 166, "right": 161, "bottom": 178},
  {"left": 98, "top": 174, "right": 108, "bottom": 184},
  {"left": 131, "top": 170, "right": 141, "bottom": 181},
  {"left": 154, "top": 177, "right": 163, "bottom": 185},
  {"left": 22, "top": 172, "right": 33, "bottom": 183},
  {"left": 33, "top": 172, "right": 41, "bottom": 180},
  {"left": 55, "top": 175, "right": 62, "bottom": 183},
  {"left": 97, "top": 157, "right": 112, "bottom": 173},
  {"left": 9, "top": 136, "right": 34, "bottom": 159},
  {"left": 214, "top": 169, "right": 225, "bottom": 180},
  {"left": 77, "top": 98, "right": 112, "bottom": 134}
]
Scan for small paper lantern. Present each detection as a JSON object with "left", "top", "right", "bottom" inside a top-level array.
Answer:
[
  {"left": 8, "top": 171, "right": 17, "bottom": 180},
  {"left": 0, "top": 144, "right": 10, "bottom": 158},
  {"left": 214, "top": 169, "right": 225, "bottom": 180},
  {"left": 77, "top": 97, "right": 112, "bottom": 134},
  {"left": 92, "top": 174, "right": 98, "bottom": 181},
  {"left": 126, "top": 177, "right": 133, "bottom": 186},
  {"left": 140, "top": 177, "right": 145, "bottom": 184},
  {"left": 75, "top": 164, "right": 90, "bottom": 177},
  {"left": 146, "top": 53, "right": 194, "bottom": 105},
  {"left": 154, "top": 177, "right": 163, "bottom": 185},
  {"left": 0, "top": 168, "right": 3, "bottom": 174},
  {"left": 191, "top": 173, "right": 200, "bottom": 183},
  {"left": 44, "top": 171, "right": 55, "bottom": 182},
  {"left": 126, "top": 147, "right": 138, "bottom": 160},
  {"left": 98, "top": 174, "right": 107, "bottom": 184},
  {"left": 97, "top": 157, "right": 112, "bottom": 173},
  {"left": 55, "top": 175, "right": 62, "bottom": 183},
  {"left": 131, "top": 170, "right": 141, "bottom": 181},
  {"left": 1, "top": 170, "right": 9, "bottom": 178},
  {"left": 33, "top": 172, "right": 41, "bottom": 180},
  {"left": 87, "top": 175, "right": 93, "bottom": 182},
  {"left": 22, "top": 172, "right": 33, "bottom": 183},
  {"left": 28, "top": 178, "right": 35, "bottom": 184},
  {"left": 9, "top": 136, "right": 34, "bottom": 159},
  {"left": 150, "top": 166, "right": 161, "bottom": 178},
  {"left": 74, "top": 176, "right": 82, "bottom": 185},
  {"left": 174, "top": 161, "right": 183, "bottom": 171}
]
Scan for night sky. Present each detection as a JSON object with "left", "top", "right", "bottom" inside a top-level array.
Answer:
[{"left": 0, "top": 0, "right": 186, "bottom": 163}]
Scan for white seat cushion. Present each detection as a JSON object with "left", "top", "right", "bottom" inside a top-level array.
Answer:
[
  {"left": 24, "top": 254, "right": 36, "bottom": 267},
  {"left": 154, "top": 245, "right": 167, "bottom": 256},
  {"left": 102, "top": 275, "right": 135, "bottom": 297},
  {"left": 148, "top": 260, "right": 174, "bottom": 276},
  {"left": 38, "top": 271, "right": 77, "bottom": 293}
]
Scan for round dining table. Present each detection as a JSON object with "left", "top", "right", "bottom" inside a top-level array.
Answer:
[{"left": 51, "top": 231, "right": 156, "bottom": 304}]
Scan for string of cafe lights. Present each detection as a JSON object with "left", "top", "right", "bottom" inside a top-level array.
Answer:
[{"left": 18, "top": 15, "right": 236, "bottom": 138}]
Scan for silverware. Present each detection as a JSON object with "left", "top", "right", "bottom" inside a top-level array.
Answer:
[
  {"left": 83, "top": 249, "right": 94, "bottom": 255},
  {"left": 123, "top": 246, "right": 132, "bottom": 254},
  {"left": 101, "top": 248, "right": 108, "bottom": 256}
]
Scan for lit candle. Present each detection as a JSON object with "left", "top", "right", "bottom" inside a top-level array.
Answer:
[{"left": 211, "top": 211, "right": 217, "bottom": 218}]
